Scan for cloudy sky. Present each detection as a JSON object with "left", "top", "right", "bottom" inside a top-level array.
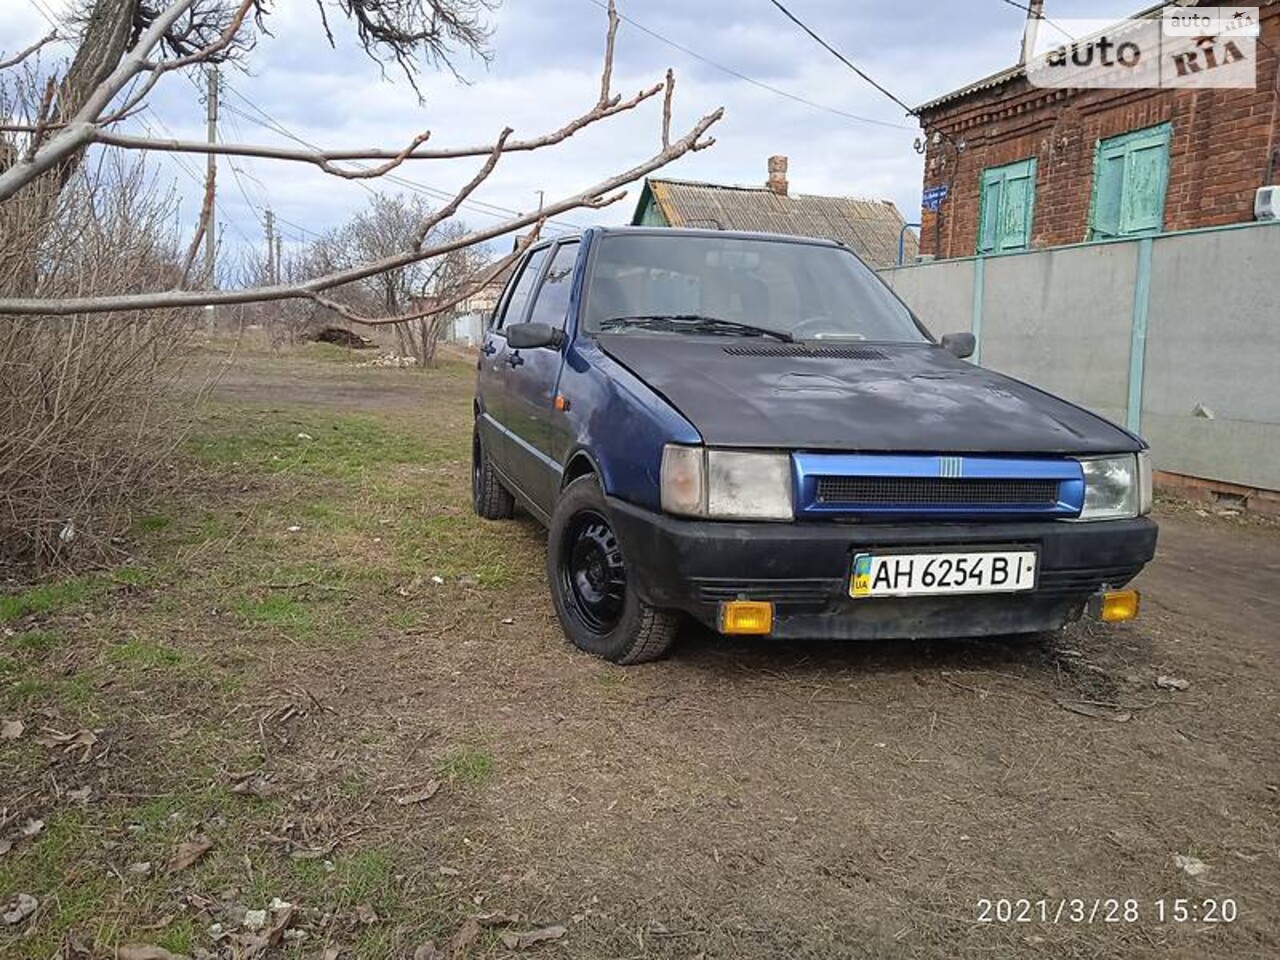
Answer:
[{"left": 4, "top": 0, "right": 1145, "bottom": 263}]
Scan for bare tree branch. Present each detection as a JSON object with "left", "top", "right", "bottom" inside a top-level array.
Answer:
[
  {"left": 0, "top": 0, "right": 196, "bottom": 204},
  {"left": 662, "top": 68, "right": 674, "bottom": 150},
  {"left": 0, "top": 30, "right": 59, "bottom": 71},
  {"left": 598, "top": 0, "right": 619, "bottom": 107},
  {"left": 413, "top": 126, "right": 511, "bottom": 248},
  {"left": 0, "top": 107, "right": 722, "bottom": 317},
  {"left": 139, "top": 0, "right": 257, "bottom": 74},
  {"left": 307, "top": 224, "right": 541, "bottom": 327},
  {"left": 317, "top": 130, "right": 433, "bottom": 178}
]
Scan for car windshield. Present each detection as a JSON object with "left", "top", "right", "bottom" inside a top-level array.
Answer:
[{"left": 583, "top": 233, "right": 926, "bottom": 342}]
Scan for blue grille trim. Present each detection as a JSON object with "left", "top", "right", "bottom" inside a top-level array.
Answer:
[{"left": 792, "top": 454, "right": 1085, "bottom": 520}]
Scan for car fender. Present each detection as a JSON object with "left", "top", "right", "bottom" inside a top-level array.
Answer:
[{"left": 556, "top": 336, "right": 701, "bottom": 512}]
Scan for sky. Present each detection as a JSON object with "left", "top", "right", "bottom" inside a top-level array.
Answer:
[{"left": 2, "top": 0, "right": 1150, "bottom": 265}]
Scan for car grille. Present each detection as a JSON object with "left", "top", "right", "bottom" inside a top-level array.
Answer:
[
  {"left": 815, "top": 477, "right": 1061, "bottom": 506},
  {"left": 1036, "top": 564, "right": 1144, "bottom": 597},
  {"left": 691, "top": 578, "right": 834, "bottom": 608},
  {"left": 722, "top": 344, "right": 889, "bottom": 360}
]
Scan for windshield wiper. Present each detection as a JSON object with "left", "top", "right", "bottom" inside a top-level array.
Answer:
[{"left": 600, "top": 314, "right": 794, "bottom": 343}]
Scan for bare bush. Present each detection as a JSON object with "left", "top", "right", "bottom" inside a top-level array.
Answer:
[{"left": 0, "top": 145, "right": 195, "bottom": 574}]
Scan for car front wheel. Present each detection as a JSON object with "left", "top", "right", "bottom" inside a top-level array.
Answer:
[{"left": 547, "top": 475, "right": 681, "bottom": 664}]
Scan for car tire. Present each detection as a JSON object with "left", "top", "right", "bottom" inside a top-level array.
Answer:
[
  {"left": 472, "top": 426, "right": 514, "bottom": 520},
  {"left": 547, "top": 475, "right": 682, "bottom": 664}
]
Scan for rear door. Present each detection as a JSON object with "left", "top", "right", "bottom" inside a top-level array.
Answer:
[
  {"left": 476, "top": 244, "right": 551, "bottom": 475},
  {"left": 505, "top": 240, "right": 581, "bottom": 513}
]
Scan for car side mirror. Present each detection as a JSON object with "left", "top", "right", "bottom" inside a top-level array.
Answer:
[
  {"left": 506, "top": 322, "right": 565, "bottom": 350},
  {"left": 941, "top": 332, "right": 976, "bottom": 359}
]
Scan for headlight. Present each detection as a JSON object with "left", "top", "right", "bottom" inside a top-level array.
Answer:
[
  {"left": 1076, "top": 453, "right": 1149, "bottom": 521},
  {"left": 661, "top": 445, "right": 793, "bottom": 520}
]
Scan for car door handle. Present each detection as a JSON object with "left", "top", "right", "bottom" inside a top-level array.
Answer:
[
  {"left": 481, "top": 340, "right": 497, "bottom": 356},
  {"left": 506, "top": 352, "right": 524, "bottom": 368}
]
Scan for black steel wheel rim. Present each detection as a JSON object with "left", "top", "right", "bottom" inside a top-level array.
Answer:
[
  {"left": 471, "top": 434, "right": 482, "bottom": 500},
  {"left": 559, "top": 509, "right": 626, "bottom": 635}
]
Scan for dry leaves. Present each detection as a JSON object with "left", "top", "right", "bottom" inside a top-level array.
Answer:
[
  {"left": 34, "top": 727, "right": 99, "bottom": 761},
  {"left": 1, "top": 719, "right": 23, "bottom": 740},
  {"left": 448, "top": 918, "right": 480, "bottom": 959},
  {"left": 412, "top": 942, "right": 440, "bottom": 960},
  {"left": 395, "top": 781, "right": 441, "bottom": 805},
  {"left": 499, "top": 926, "right": 567, "bottom": 950},
  {"left": 1155, "top": 675, "right": 1191, "bottom": 691},
  {"left": 474, "top": 911, "right": 523, "bottom": 927},
  {"left": 166, "top": 837, "right": 213, "bottom": 873},
  {"left": 230, "top": 773, "right": 283, "bottom": 798},
  {"left": 238, "top": 904, "right": 297, "bottom": 958},
  {"left": 355, "top": 904, "right": 379, "bottom": 925}
]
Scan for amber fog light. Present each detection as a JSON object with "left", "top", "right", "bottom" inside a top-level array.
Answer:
[
  {"left": 1093, "top": 589, "right": 1140, "bottom": 622},
  {"left": 718, "top": 600, "right": 774, "bottom": 635}
]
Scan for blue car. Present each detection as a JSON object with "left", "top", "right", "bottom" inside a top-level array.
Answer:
[{"left": 473, "top": 227, "right": 1157, "bottom": 664}]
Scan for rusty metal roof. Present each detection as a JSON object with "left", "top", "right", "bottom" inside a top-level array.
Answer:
[{"left": 641, "top": 178, "right": 917, "bottom": 268}]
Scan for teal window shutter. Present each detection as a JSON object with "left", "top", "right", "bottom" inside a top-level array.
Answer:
[
  {"left": 1089, "top": 123, "right": 1171, "bottom": 239},
  {"left": 977, "top": 158, "right": 1036, "bottom": 254}
]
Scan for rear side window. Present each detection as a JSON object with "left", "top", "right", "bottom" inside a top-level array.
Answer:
[
  {"left": 493, "top": 246, "right": 550, "bottom": 330},
  {"left": 526, "top": 242, "right": 580, "bottom": 330}
]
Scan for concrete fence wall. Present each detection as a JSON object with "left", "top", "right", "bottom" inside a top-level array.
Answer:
[{"left": 880, "top": 221, "right": 1280, "bottom": 492}]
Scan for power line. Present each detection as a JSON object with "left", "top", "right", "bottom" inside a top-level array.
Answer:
[
  {"left": 994, "top": 0, "right": 1077, "bottom": 43},
  {"left": 584, "top": 0, "right": 911, "bottom": 131},
  {"left": 23, "top": 0, "right": 60, "bottom": 31},
  {"left": 765, "top": 0, "right": 919, "bottom": 123},
  {"left": 217, "top": 80, "right": 587, "bottom": 230}
]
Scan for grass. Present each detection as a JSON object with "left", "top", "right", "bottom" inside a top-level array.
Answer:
[
  {"left": 0, "top": 575, "right": 102, "bottom": 624},
  {"left": 437, "top": 746, "right": 495, "bottom": 785},
  {"left": 106, "top": 635, "right": 187, "bottom": 671},
  {"left": 0, "top": 371, "right": 497, "bottom": 958},
  {"left": 189, "top": 407, "right": 439, "bottom": 480}
]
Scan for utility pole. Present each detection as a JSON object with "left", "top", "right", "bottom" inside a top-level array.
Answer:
[
  {"left": 203, "top": 66, "right": 219, "bottom": 333},
  {"left": 1020, "top": 0, "right": 1044, "bottom": 65},
  {"left": 264, "top": 208, "right": 275, "bottom": 285},
  {"left": 275, "top": 234, "right": 283, "bottom": 285}
]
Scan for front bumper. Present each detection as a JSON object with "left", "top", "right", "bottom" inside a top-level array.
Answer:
[{"left": 606, "top": 497, "right": 1158, "bottom": 640}]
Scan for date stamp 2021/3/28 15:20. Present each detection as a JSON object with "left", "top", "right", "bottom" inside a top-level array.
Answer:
[{"left": 976, "top": 897, "right": 1240, "bottom": 925}]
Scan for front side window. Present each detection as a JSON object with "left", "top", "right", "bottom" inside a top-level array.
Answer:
[
  {"left": 526, "top": 242, "right": 580, "bottom": 330},
  {"left": 582, "top": 234, "right": 925, "bottom": 343},
  {"left": 492, "top": 245, "right": 551, "bottom": 330},
  {"left": 978, "top": 158, "right": 1037, "bottom": 254},
  {"left": 1089, "top": 123, "right": 1172, "bottom": 239}
]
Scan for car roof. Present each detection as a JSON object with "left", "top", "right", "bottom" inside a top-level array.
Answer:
[
  {"left": 592, "top": 225, "right": 845, "bottom": 248},
  {"left": 531, "top": 225, "right": 847, "bottom": 250}
]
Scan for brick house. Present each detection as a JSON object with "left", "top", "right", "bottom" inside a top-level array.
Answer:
[{"left": 915, "top": 0, "right": 1280, "bottom": 259}]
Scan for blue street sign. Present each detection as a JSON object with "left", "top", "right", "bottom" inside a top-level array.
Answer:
[{"left": 922, "top": 185, "right": 949, "bottom": 211}]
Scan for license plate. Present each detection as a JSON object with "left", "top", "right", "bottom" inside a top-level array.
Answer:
[{"left": 850, "top": 549, "right": 1037, "bottom": 598}]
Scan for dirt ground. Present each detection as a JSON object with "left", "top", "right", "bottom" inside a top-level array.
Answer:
[{"left": 2, "top": 342, "right": 1277, "bottom": 960}]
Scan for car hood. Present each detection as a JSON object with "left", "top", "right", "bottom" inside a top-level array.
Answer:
[{"left": 594, "top": 334, "right": 1140, "bottom": 454}]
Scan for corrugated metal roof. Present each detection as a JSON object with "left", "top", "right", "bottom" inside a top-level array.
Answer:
[{"left": 646, "top": 178, "right": 917, "bottom": 268}]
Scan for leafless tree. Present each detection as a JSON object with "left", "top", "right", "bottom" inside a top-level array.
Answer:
[
  {"left": 0, "top": 0, "right": 723, "bottom": 325},
  {"left": 315, "top": 194, "right": 489, "bottom": 365}
]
